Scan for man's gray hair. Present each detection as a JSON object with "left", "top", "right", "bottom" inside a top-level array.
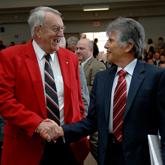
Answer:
[
  {"left": 67, "top": 36, "right": 79, "bottom": 45},
  {"left": 88, "top": 40, "right": 93, "bottom": 49},
  {"left": 28, "top": 6, "right": 61, "bottom": 37},
  {"left": 106, "top": 17, "right": 146, "bottom": 58}
]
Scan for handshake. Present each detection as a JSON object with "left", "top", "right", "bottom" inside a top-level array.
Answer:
[{"left": 37, "top": 118, "right": 64, "bottom": 142}]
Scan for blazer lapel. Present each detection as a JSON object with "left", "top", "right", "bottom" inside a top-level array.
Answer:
[
  {"left": 104, "top": 66, "right": 117, "bottom": 124},
  {"left": 25, "top": 40, "right": 46, "bottom": 118},
  {"left": 124, "top": 60, "right": 145, "bottom": 120},
  {"left": 56, "top": 48, "right": 71, "bottom": 118}
]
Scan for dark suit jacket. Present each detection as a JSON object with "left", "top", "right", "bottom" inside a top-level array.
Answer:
[
  {"left": 0, "top": 116, "right": 5, "bottom": 142},
  {"left": 0, "top": 39, "right": 89, "bottom": 165},
  {"left": 62, "top": 59, "right": 165, "bottom": 165},
  {"left": 93, "top": 43, "right": 99, "bottom": 58}
]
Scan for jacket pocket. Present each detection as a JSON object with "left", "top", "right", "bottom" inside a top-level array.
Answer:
[{"left": 4, "top": 123, "right": 18, "bottom": 139}]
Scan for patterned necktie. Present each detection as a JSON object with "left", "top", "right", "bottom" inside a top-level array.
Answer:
[
  {"left": 44, "top": 54, "right": 60, "bottom": 125},
  {"left": 113, "top": 69, "right": 127, "bottom": 142}
]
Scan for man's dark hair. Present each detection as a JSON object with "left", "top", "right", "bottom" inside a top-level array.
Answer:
[
  {"left": 94, "top": 38, "right": 98, "bottom": 43},
  {"left": 147, "top": 38, "right": 153, "bottom": 44},
  {"left": 158, "top": 37, "right": 163, "bottom": 41}
]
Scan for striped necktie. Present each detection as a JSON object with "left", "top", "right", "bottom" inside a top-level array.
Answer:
[
  {"left": 44, "top": 53, "right": 60, "bottom": 125},
  {"left": 113, "top": 69, "right": 127, "bottom": 142}
]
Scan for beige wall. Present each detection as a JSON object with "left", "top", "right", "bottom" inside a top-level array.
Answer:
[
  {"left": 0, "top": 0, "right": 147, "bottom": 9},
  {"left": 0, "top": 16, "right": 165, "bottom": 48}
]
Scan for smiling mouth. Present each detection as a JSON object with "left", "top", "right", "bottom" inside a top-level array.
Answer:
[{"left": 53, "top": 39, "right": 60, "bottom": 43}]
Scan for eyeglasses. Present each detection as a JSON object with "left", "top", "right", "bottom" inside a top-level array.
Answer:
[{"left": 40, "top": 25, "right": 66, "bottom": 33}]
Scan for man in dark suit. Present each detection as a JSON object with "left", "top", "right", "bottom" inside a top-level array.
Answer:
[
  {"left": 93, "top": 38, "right": 99, "bottom": 58},
  {"left": 154, "top": 52, "right": 160, "bottom": 66},
  {"left": 0, "top": 6, "right": 89, "bottom": 165},
  {"left": 39, "top": 17, "right": 165, "bottom": 165}
]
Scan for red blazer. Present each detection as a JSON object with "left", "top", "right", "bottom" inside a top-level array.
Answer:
[{"left": 0, "top": 39, "right": 89, "bottom": 165}]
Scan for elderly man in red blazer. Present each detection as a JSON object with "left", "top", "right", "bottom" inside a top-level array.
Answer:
[{"left": 0, "top": 6, "right": 89, "bottom": 165}]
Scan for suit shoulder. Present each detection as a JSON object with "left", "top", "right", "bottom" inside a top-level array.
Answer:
[
  {"left": 58, "top": 47, "right": 78, "bottom": 60},
  {"left": 1, "top": 45, "right": 25, "bottom": 54},
  {"left": 58, "top": 47, "right": 76, "bottom": 55},
  {"left": 0, "top": 45, "right": 27, "bottom": 61},
  {"left": 91, "top": 58, "right": 106, "bottom": 68},
  {"left": 144, "top": 62, "right": 165, "bottom": 73},
  {"left": 58, "top": 47, "right": 79, "bottom": 67},
  {"left": 96, "top": 67, "right": 110, "bottom": 77}
]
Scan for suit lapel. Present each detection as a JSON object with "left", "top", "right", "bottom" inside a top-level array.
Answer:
[
  {"left": 56, "top": 48, "right": 71, "bottom": 119},
  {"left": 124, "top": 60, "right": 145, "bottom": 120},
  {"left": 104, "top": 66, "right": 117, "bottom": 124},
  {"left": 25, "top": 40, "right": 46, "bottom": 118},
  {"left": 83, "top": 56, "right": 95, "bottom": 72}
]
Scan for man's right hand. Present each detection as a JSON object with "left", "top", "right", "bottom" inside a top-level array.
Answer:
[{"left": 37, "top": 119, "right": 60, "bottom": 142}]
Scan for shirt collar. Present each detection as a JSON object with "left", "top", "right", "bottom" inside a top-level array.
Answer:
[
  {"left": 32, "top": 39, "right": 55, "bottom": 62},
  {"left": 116, "top": 58, "right": 137, "bottom": 76}
]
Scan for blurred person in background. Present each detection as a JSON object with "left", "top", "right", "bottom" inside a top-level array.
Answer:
[
  {"left": 67, "top": 36, "right": 79, "bottom": 53},
  {"left": 0, "top": 41, "right": 6, "bottom": 51},
  {"left": 93, "top": 38, "right": 99, "bottom": 58}
]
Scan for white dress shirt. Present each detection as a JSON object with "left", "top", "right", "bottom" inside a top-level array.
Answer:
[
  {"left": 32, "top": 40, "right": 65, "bottom": 125},
  {"left": 109, "top": 59, "right": 137, "bottom": 133}
]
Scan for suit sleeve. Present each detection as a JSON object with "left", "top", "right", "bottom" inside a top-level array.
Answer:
[
  {"left": 62, "top": 72, "right": 98, "bottom": 143},
  {"left": 0, "top": 51, "right": 43, "bottom": 137},
  {"left": 157, "top": 70, "right": 165, "bottom": 163}
]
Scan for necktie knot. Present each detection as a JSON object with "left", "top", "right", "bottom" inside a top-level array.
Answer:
[
  {"left": 45, "top": 53, "right": 50, "bottom": 62},
  {"left": 118, "top": 70, "right": 127, "bottom": 77}
]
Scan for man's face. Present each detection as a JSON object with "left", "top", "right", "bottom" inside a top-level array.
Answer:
[
  {"left": 158, "top": 39, "right": 163, "bottom": 45},
  {"left": 155, "top": 52, "right": 160, "bottom": 60},
  {"left": 76, "top": 39, "right": 92, "bottom": 62},
  {"left": 69, "top": 43, "right": 76, "bottom": 52},
  {"left": 104, "top": 31, "right": 125, "bottom": 64},
  {"left": 147, "top": 59, "right": 154, "bottom": 64},
  {"left": 160, "top": 49, "right": 165, "bottom": 55},
  {"left": 38, "top": 12, "right": 64, "bottom": 54},
  {"left": 160, "top": 55, "right": 165, "bottom": 62},
  {"left": 160, "top": 63, "right": 165, "bottom": 68}
]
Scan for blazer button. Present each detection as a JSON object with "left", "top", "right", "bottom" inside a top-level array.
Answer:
[{"left": 41, "top": 142, "right": 45, "bottom": 145}]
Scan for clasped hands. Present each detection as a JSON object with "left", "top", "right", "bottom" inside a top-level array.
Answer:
[{"left": 37, "top": 118, "right": 64, "bottom": 142}]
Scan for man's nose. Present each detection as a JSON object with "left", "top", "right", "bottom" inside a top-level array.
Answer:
[
  {"left": 104, "top": 42, "right": 108, "bottom": 49},
  {"left": 57, "top": 30, "right": 64, "bottom": 37}
]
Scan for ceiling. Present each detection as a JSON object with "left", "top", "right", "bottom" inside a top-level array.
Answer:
[{"left": 0, "top": 0, "right": 165, "bottom": 24}]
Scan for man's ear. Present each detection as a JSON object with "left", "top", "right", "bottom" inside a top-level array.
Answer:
[
  {"left": 34, "top": 26, "right": 42, "bottom": 38},
  {"left": 90, "top": 47, "right": 93, "bottom": 54},
  {"left": 125, "top": 44, "right": 134, "bottom": 53}
]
